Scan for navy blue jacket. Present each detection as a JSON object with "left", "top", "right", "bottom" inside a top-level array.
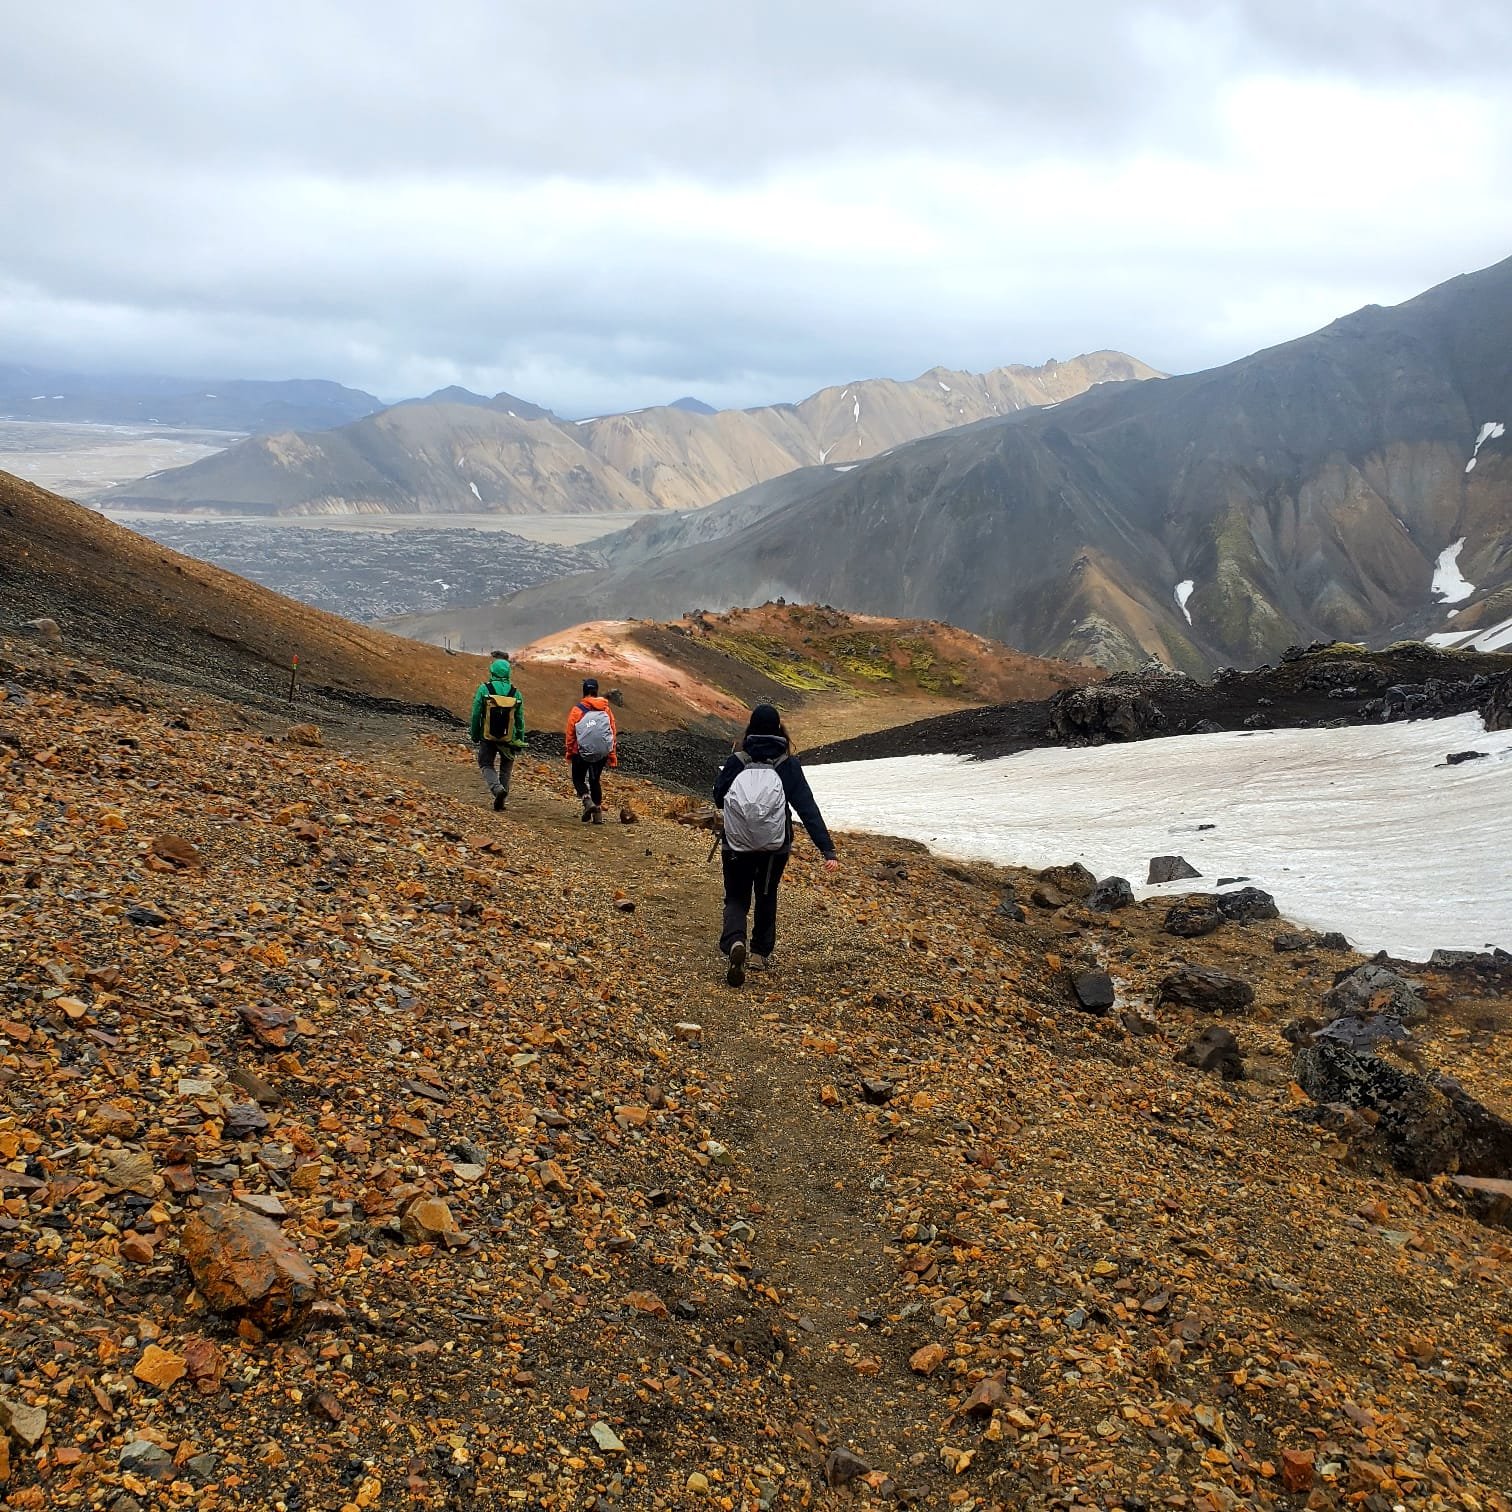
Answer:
[{"left": 713, "top": 733, "right": 836, "bottom": 859}]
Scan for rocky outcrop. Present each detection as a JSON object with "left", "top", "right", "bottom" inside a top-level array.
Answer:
[
  {"left": 1048, "top": 686, "right": 1166, "bottom": 745},
  {"left": 1482, "top": 672, "right": 1512, "bottom": 732},
  {"left": 1293, "top": 1041, "right": 1512, "bottom": 1181},
  {"left": 1321, "top": 962, "right": 1427, "bottom": 1027}
]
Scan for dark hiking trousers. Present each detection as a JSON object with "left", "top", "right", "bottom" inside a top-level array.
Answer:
[
  {"left": 570, "top": 756, "right": 606, "bottom": 807},
  {"left": 720, "top": 848, "right": 790, "bottom": 959},
  {"left": 476, "top": 740, "right": 515, "bottom": 797}
]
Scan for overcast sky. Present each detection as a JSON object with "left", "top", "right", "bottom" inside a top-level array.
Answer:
[{"left": 5, "top": 1, "right": 1509, "bottom": 415}]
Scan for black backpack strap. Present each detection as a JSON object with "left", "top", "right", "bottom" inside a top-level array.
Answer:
[{"left": 576, "top": 702, "right": 591, "bottom": 715}]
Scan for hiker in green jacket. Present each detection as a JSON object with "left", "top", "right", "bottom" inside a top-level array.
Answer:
[{"left": 469, "top": 657, "right": 526, "bottom": 810}]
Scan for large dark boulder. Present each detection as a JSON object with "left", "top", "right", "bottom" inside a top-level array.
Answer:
[
  {"left": 1048, "top": 686, "right": 1166, "bottom": 746},
  {"left": 1292, "top": 1041, "right": 1512, "bottom": 1180},
  {"left": 1163, "top": 898, "right": 1223, "bottom": 937},
  {"left": 1086, "top": 876, "right": 1134, "bottom": 912},
  {"left": 1156, "top": 966, "right": 1255, "bottom": 1015},
  {"left": 1148, "top": 855, "right": 1201, "bottom": 885},
  {"left": 1215, "top": 886, "right": 1279, "bottom": 923},
  {"left": 1321, "top": 962, "right": 1427, "bottom": 1028},
  {"left": 1072, "top": 971, "right": 1116, "bottom": 1014}
]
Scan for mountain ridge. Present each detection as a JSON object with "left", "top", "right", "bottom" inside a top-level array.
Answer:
[
  {"left": 99, "top": 350, "right": 1158, "bottom": 517},
  {"left": 0, "top": 364, "right": 383, "bottom": 432},
  {"left": 392, "top": 256, "right": 1512, "bottom": 671}
]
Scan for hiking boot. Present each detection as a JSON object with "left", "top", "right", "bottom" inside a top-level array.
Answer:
[
  {"left": 492, "top": 790, "right": 507, "bottom": 812},
  {"left": 750, "top": 954, "right": 772, "bottom": 972},
  {"left": 726, "top": 941, "right": 747, "bottom": 989},
  {"left": 590, "top": 805, "right": 604, "bottom": 825},
  {"left": 580, "top": 795, "right": 595, "bottom": 823}
]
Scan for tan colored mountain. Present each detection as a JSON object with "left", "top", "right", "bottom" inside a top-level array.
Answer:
[{"left": 100, "top": 351, "right": 1159, "bottom": 516}]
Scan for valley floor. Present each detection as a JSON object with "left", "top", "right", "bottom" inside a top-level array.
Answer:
[{"left": 1, "top": 636, "right": 1509, "bottom": 1511}]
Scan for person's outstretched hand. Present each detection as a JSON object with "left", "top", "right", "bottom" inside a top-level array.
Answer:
[{"left": 824, "top": 858, "right": 840, "bottom": 873}]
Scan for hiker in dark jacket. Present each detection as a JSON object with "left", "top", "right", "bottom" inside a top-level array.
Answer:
[
  {"left": 712, "top": 703, "right": 838, "bottom": 987},
  {"left": 468, "top": 657, "right": 526, "bottom": 810}
]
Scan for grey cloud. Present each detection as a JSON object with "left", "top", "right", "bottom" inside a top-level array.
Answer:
[{"left": 3, "top": 1, "right": 1509, "bottom": 416}]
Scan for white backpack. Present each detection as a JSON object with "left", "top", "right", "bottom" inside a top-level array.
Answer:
[
  {"left": 722, "top": 753, "right": 788, "bottom": 852},
  {"left": 574, "top": 704, "right": 615, "bottom": 760}
]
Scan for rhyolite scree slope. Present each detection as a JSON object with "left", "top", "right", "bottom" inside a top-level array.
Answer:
[{"left": 1, "top": 627, "right": 1509, "bottom": 1508}]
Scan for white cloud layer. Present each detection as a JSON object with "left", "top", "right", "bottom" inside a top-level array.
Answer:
[{"left": 4, "top": 0, "right": 1509, "bottom": 414}]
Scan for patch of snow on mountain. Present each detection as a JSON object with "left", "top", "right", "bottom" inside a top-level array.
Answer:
[
  {"left": 1469, "top": 614, "right": 1512, "bottom": 653},
  {"left": 1432, "top": 538, "right": 1474, "bottom": 602},
  {"left": 1425, "top": 631, "right": 1472, "bottom": 648},
  {"left": 818, "top": 446, "right": 831, "bottom": 464},
  {"left": 469, "top": 482, "right": 481, "bottom": 501},
  {"left": 833, "top": 464, "right": 857, "bottom": 472},
  {"left": 1466, "top": 420, "right": 1505, "bottom": 473},
  {"left": 1174, "top": 580, "right": 1195, "bottom": 624},
  {"left": 852, "top": 399, "right": 861, "bottom": 422},
  {"left": 938, "top": 381, "right": 951, "bottom": 393},
  {"left": 806, "top": 715, "right": 1512, "bottom": 959}
]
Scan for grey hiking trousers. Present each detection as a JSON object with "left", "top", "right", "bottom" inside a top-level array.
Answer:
[{"left": 475, "top": 740, "right": 515, "bottom": 797}]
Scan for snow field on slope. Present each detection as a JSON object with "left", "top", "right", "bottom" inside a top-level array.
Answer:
[
  {"left": 1426, "top": 614, "right": 1512, "bottom": 653},
  {"left": 1432, "top": 538, "right": 1475, "bottom": 603},
  {"left": 806, "top": 714, "right": 1512, "bottom": 960}
]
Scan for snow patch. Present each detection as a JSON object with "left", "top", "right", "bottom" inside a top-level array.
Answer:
[
  {"left": 1431, "top": 538, "right": 1475, "bottom": 602},
  {"left": 432, "top": 579, "right": 451, "bottom": 590},
  {"left": 1474, "top": 614, "right": 1512, "bottom": 652},
  {"left": 806, "top": 715, "right": 1512, "bottom": 959},
  {"left": 1466, "top": 420, "right": 1504, "bottom": 473},
  {"left": 833, "top": 464, "right": 857, "bottom": 472},
  {"left": 852, "top": 398, "right": 860, "bottom": 422},
  {"left": 468, "top": 482, "right": 481, "bottom": 501},
  {"left": 818, "top": 446, "right": 831, "bottom": 464},
  {"left": 1174, "top": 579, "right": 1195, "bottom": 624},
  {"left": 938, "top": 381, "right": 951, "bottom": 393}
]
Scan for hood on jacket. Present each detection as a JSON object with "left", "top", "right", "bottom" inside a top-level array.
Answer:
[
  {"left": 742, "top": 732, "right": 790, "bottom": 763},
  {"left": 489, "top": 658, "right": 511, "bottom": 681}
]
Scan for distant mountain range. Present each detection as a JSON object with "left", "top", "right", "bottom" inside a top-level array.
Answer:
[
  {"left": 98, "top": 352, "right": 1158, "bottom": 516},
  {"left": 390, "top": 256, "right": 1512, "bottom": 672},
  {"left": 0, "top": 364, "right": 383, "bottom": 432}
]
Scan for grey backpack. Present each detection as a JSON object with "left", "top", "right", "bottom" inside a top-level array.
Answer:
[
  {"left": 574, "top": 704, "right": 614, "bottom": 760},
  {"left": 722, "top": 753, "right": 788, "bottom": 852}
]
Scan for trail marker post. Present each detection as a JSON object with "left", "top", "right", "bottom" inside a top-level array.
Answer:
[{"left": 288, "top": 653, "right": 299, "bottom": 704}]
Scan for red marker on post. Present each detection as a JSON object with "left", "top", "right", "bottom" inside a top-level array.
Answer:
[{"left": 288, "top": 652, "right": 299, "bottom": 704}]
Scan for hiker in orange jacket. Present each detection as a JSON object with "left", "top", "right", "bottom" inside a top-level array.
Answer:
[{"left": 565, "top": 678, "right": 618, "bottom": 824}]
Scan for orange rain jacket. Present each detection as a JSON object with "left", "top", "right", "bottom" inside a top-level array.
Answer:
[{"left": 564, "top": 695, "right": 619, "bottom": 766}]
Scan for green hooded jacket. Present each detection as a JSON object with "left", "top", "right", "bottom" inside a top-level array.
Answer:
[{"left": 470, "top": 658, "right": 526, "bottom": 745}]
